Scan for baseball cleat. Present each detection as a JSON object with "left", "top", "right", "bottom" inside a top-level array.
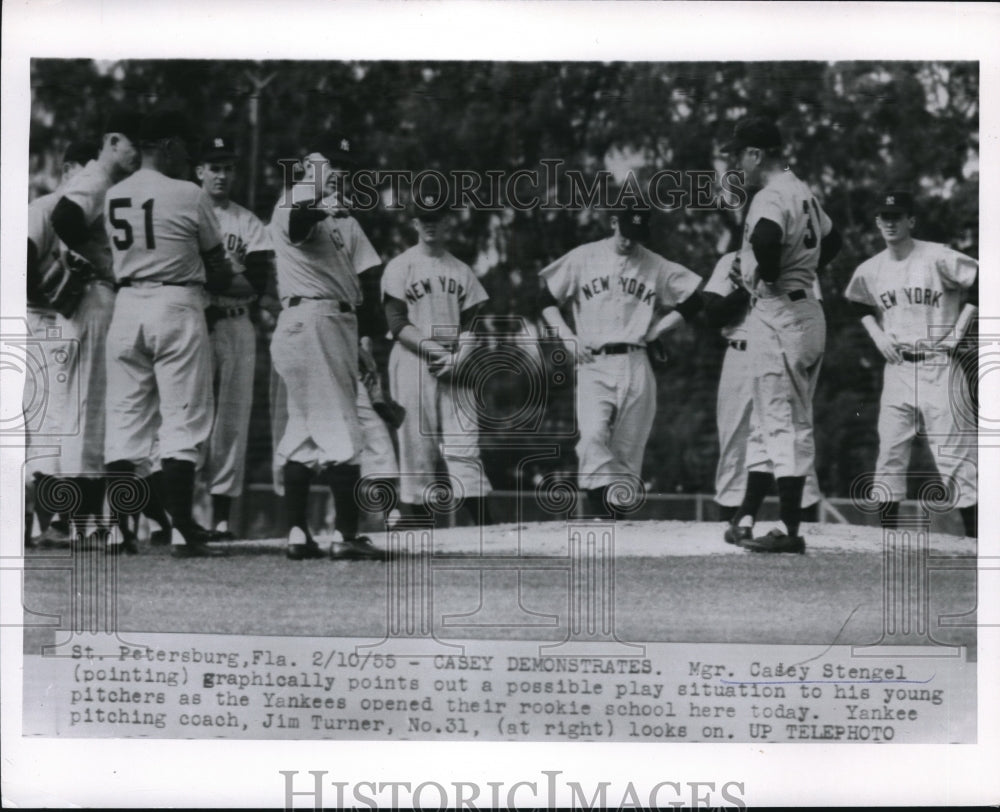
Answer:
[
  {"left": 724, "top": 522, "right": 753, "bottom": 546},
  {"left": 329, "top": 534, "right": 387, "bottom": 562},
  {"left": 149, "top": 528, "right": 172, "bottom": 546},
  {"left": 208, "top": 521, "right": 236, "bottom": 542},
  {"left": 740, "top": 528, "right": 805, "bottom": 554},
  {"left": 170, "top": 525, "right": 226, "bottom": 558},
  {"left": 286, "top": 526, "right": 324, "bottom": 561},
  {"left": 106, "top": 531, "right": 139, "bottom": 556},
  {"left": 36, "top": 521, "right": 72, "bottom": 549}
]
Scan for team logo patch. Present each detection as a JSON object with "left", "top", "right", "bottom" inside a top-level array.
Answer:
[
  {"left": 886, "top": 195, "right": 895, "bottom": 205},
  {"left": 214, "top": 137, "right": 225, "bottom": 149},
  {"left": 423, "top": 195, "right": 435, "bottom": 206},
  {"left": 340, "top": 139, "right": 350, "bottom": 152},
  {"left": 632, "top": 215, "right": 642, "bottom": 225}
]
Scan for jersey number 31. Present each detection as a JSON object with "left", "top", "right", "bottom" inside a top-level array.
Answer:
[{"left": 109, "top": 198, "right": 156, "bottom": 250}]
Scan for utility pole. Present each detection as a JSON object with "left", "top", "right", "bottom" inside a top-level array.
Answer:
[{"left": 244, "top": 68, "right": 275, "bottom": 212}]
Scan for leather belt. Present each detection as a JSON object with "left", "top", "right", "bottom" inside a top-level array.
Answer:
[
  {"left": 593, "top": 343, "right": 644, "bottom": 355},
  {"left": 901, "top": 350, "right": 927, "bottom": 362},
  {"left": 207, "top": 305, "right": 247, "bottom": 319},
  {"left": 752, "top": 289, "right": 808, "bottom": 308},
  {"left": 117, "top": 278, "right": 202, "bottom": 290},
  {"left": 287, "top": 296, "right": 355, "bottom": 312},
  {"left": 728, "top": 339, "right": 747, "bottom": 351}
]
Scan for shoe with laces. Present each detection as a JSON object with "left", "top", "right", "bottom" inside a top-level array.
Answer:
[{"left": 741, "top": 527, "right": 806, "bottom": 554}]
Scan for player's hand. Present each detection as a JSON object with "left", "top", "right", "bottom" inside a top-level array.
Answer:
[
  {"left": 428, "top": 351, "right": 457, "bottom": 380},
  {"left": 358, "top": 336, "right": 378, "bottom": 375},
  {"left": 727, "top": 254, "right": 743, "bottom": 290},
  {"left": 872, "top": 330, "right": 903, "bottom": 364}
]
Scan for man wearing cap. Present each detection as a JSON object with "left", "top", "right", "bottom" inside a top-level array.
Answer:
[
  {"left": 26, "top": 140, "right": 98, "bottom": 548},
  {"left": 102, "top": 108, "right": 236, "bottom": 557},
  {"left": 48, "top": 112, "right": 142, "bottom": 549},
  {"left": 381, "top": 190, "right": 494, "bottom": 525},
  {"left": 845, "top": 191, "right": 978, "bottom": 536},
  {"left": 720, "top": 116, "right": 842, "bottom": 553},
  {"left": 268, "top": 135, "right": 387, "bottom": 560},
  {"left": 702, "top": 250, "right": 823, "bottom": 528},
  {"left": 539, "top": 204, "right": 703, "bottom": 518},
  {"left": 196, "top": 135, "right": 273, "bottom": 539}
]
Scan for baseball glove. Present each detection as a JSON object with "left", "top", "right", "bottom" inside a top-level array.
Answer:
[
  {"left": 39, "top": 251, "right": 92, "bottom": 318},
  {"left": 363, "top": 370, "right": 406, "bottom": 430}
]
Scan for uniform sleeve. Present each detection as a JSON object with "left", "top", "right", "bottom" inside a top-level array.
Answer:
[
  {"left": 27, "top": 199, "right": 55, "bottom": 263},
  {"left": 539, "top": 248, "right": 580, "bottom": 304},
  {"left": 816, "top": 198, "right": 834, "bottom": 237},
  {"left": 346, "top": 218, "right": 382, "bottom": 275},
  {"left": 195, "top": 191, "right": 224, "bottom": 251},
  {"left": 461, "top": 264, "right": 489, "bottom": 311},
  {"left": 243, "top": 209, "right": 271, "bottom": 253},
  {"left": 703, "top": 253, "right": 738, "bottom": 296},
  {"left": 844, "top": 264, "right": 876, "bottom": 306},
  {"left": 746, "top": 188, "right": 786, "bottom": 237},
  {"left": 935, "top": 245, "right": 978, "bottom": 290},
  {"left": 381, "top": 256, "right": 408, "bottom": 301},
  {"left": 61, "top": 168, "right": 103, "bottom": 223},
  {"left": 657, "top": 261, "right": 702, "bottom": 307}
]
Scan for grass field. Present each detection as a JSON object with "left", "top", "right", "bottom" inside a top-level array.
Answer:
[{"left": 21, "top": 520, "right": 977, "bottom": 655}]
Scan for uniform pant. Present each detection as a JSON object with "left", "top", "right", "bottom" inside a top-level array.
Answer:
[
  {"left": 875, "top": 355, "right": 977, "bottom": 507},
  {"left": 389, "top": 343, "right": 491, "bottom": 505},
  {"left": 744, "top": 295, "right": 825, "bottom": 479},
  {"left": 575, "top": 349, "right": 655, "bottom": 491},
  {"left": 716, "top": 342, "right": 822, "bottom": 506},
  {"left": 104, "top": 286, "right": 213, "bottom": 472},
  {"left": 62, "top": 282, "right": 114, "bottom": 475},
  {"left": 207, "top": 312, "right": 255, "bottom": 497},
  {"left": 270, "top": 301, "right": 361, "bottom": 470},
  {"left": 23, "top": 306, "right": 72, "bottom": 479}
]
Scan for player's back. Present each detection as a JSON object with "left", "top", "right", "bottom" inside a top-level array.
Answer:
[
  {"left": 28, "top": 192, "right": 62, "bottom": 277},
  {"left": 106, "top": 168, "right": 215, "bottom": 284},
  {"left": 745, "top": 171, "right": 830, "bottom": 294}
]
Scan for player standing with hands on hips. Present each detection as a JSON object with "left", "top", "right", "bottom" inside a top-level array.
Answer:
[
  {"left": 103, "top": 109, "right": 236, "bottom": 558},
  {"left": 845, "top": 191, "right": 978, "bottom": 536},
  {"left": 196, "top": 135, "right": 273, "bottom": 539},
  {"left": 539, "top": 203, "right": 703, "bottom": 518},
  {"left": 720, "top": 116, "right": 841, "bottom": 553}
]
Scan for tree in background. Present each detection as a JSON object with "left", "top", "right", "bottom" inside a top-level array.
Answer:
[{"left": 29, "top": 59, "right": 979, "bottom": 497}]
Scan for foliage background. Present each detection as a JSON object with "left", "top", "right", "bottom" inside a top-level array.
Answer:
[{"left": 28, "top": 59, "right": 980, "bottom": 498}]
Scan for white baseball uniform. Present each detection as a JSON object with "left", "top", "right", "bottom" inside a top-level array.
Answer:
[
  {"left": 56, "top": 160, "right": 119, "bottom": 475},
  {"left": 382, "top": 244, "right": 491, "bottom": 505},
  {"left": 103, "top": 169, "right": 223, "bottom": 472},
  {"left": 268, "top": 185, "right": 380, "bottom": 471},
  {"left": 845, "top": 239, "right": 977, "bottom": 507},
  {"left": 541, "top": 237, "right": 701, "bottom": 490},
  {"left": 25, "top": 192, "right": 72, "bottom": 479},
  {"left": 705, "top": 251, "right": 822, "bottom": 506},
  {"left": 739, "top": 170, "right": 832, "bottom": 479},
  {"left": 206, "top": 200, "right": 269, "bottom": 498}
]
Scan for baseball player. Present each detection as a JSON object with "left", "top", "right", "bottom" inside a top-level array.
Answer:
[
  {"left": 719, "top": 117, "right": 842, "bottom": 553},
  {"left": 845, "top": 191, "right": 978, "bottom": 537},
  {"left": 49, "top": 111, "right": 142, "bottom": 550},
  {"left": 269, "top": 135, "right": 387, "bottom": 561},
  {"left": 703, "top": 250, "right": 823, "bottom": 524},
  {"left": 381, "top": 191, "right": 494, "bottom": 525},
  {"left": 196, "top": 135, "right": 273, "bottom": 539},
  {"left": 539, "top": 204, "right": 703, "bottom": 518},
  {"left": 103, "top": 108, "right": 236, "bottom": 558},
  {"left": 25, "top": 140, "right": 98, "bottom": 547}
]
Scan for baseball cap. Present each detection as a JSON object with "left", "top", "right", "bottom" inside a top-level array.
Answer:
[
  {"left": 139, "top": 108, "right": 195, "bottom": 147},
  {"left": 614, "top": 204, "right": 652, "bottom": 241},
  {"left": 721, "top": 116, "right": 783, "bottom": 155},
  {"left": 199, "top": 135, "right": 238, "bottom": 163},
  {"left": 102, "top": 109, "right": 143, "bottom": 144},
  {"left": 407, "top": 188, "right": 450, "bottom": 221},
  {"left": 62, "top": 140, "right": 98, "bottom": 166},
  {"left": 876, "top": 190, "right": 915, "bottom": 216},
  {"left": 303, "top": 132, "right": 357, "bottom": 167}
]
